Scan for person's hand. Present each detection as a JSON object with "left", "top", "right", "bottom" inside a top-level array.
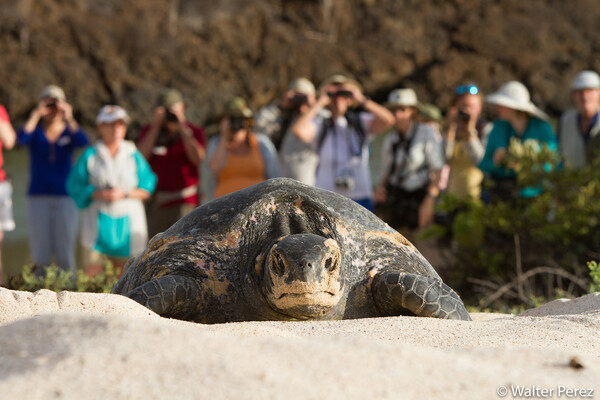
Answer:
[
  {"left": 32, "top": 98, "right": 55, "bottom": 119},
  {"left": 418, "top": 195, "right": 436, "bottom": 228},
  {"left": 170, "top": 105, "right": 187, "bottom": 124},
  {"left": 373, "top": 185, "right": 388, "bottom": 203},
  {"left": 99, "top": 187, "right": 127, "bottom": 202},
  {"left": 219, "top": 117, "right": 232, "bottom": 140},
  {"left": 57, "top": 101, "right": 73, "bottom": 120},
  {"left": 317, "top": 86, "right": 333, "bottom": 108},
  {"left": 342, "top": 83, "right": 365, "bottom": 105},
  {"left": 152, "top": 106, "right": 166, "bottom": 126},
  {"left": 493, "top": 147, "right": 507, "bottom": 166},
  {"left": 279, "top": 90, "right": 297, "bottom": 110}
]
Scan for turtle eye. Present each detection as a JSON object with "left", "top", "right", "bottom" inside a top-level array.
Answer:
[
  {"left": 324, "top": 256, "right": 337, "bottom": 272},
  {"left": 271, "top": 252, "right": 285, "bottom": 276}
]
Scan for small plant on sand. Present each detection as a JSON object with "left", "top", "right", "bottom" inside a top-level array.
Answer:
[
  {"left": 588, "top": 261, "right": 600, "bottom": 293},
  {"left": 10, "top": 260, "right": 119, "bottom": 293}
]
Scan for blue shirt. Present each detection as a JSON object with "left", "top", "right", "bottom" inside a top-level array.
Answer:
[{"left": 18, "top": 124, "right": 89, "bottom": 196}]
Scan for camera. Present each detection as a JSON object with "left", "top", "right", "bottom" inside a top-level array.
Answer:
[
  {"left": 335, "top": 174, "right": 355, "bottom": 190},
  {"left": 229, "top": 116, "right": 246, "bottom": 132},
  {"left": 458, "top": 109, "right": 471, "bottom": 123},
  {"left": 46, "top": 101, "right": 57, "bottom": 110},
  {"left": 290, "top": 93, "right": 308, "bottom": 110},
  {"left": 165, "top": 109, "right": 179, "bottom": 123}
]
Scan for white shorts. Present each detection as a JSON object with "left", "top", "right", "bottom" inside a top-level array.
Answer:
[{"left": 0, "top": 181, "right": 15, "bottom": 231}]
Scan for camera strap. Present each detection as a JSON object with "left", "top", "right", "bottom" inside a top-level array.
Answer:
[{"left": 388, "top": 123, "right": 422, "bottom": 188}]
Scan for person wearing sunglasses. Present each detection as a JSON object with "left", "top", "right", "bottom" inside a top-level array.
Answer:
[
  {"left": 443, "top": 84, "right": 491, "bottom": 201},
  {"left": 291, "top": 74, "right": 394, "bottom": 211},
  {"left": 374, "top": 88, "right": 444, "bottom": 235}
]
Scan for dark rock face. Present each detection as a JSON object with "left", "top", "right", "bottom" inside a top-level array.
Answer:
[{"left": 0, "top": 0, "right": 598, "bottom": 132}]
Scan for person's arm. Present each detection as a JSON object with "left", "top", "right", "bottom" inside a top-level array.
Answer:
[
  {"left": 291, "top": 93, "right": 329, "bottom": 144},
  {"left": 22, "top": 99, "right": 52, "bottom": 134},
  {"left": 59, "top": 101, "right": 79, "bottom": 134},
  {"left": 0, "top": 107, "right": 16, "bottom": 149},
  {"left": 344, "top": 83, "right": 394, "bottom": 135},
  {"left": 208, "top": 119, "right": 232, "bottom": 175},
  {"left": 179, "top": 124, "right": 205, "bottom": 167},
  {"left": 373, "top": 135, "right": 395, "bottom": 203},
  {"left": 256, "top": 134, "right": 280, "bottom": 179},
  {"left": 137, "top": 108, "right": 165, "bottom": 159},
  {"left": 132, "top": 151, "right": 157, "bottom": 199},
  {"left": 66, "top": 148, "right": 96, "bottom": 209}
]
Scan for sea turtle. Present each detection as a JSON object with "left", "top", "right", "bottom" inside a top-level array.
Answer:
[{"left": 112, "top": 178, "right": 471, "bottom": 322}]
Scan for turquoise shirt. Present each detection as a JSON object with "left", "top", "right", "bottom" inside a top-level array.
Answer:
[{"left": 479, "top": 118, "right": 557, "bottom": 197}]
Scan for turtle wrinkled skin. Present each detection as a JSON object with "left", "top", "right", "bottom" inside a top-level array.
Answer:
[{"left": 112, "top": 178, "right": 471, "bottom": 322}]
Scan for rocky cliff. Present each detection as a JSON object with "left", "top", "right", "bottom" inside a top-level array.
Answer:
[{"left": 0, "top": 0, "right": 598, "bottom": 134}]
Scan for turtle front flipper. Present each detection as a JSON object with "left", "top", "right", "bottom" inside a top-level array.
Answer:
[
  {"left": 372, "top": 271, "right": 472, "bottom": 321},
  {"left": 124, "top": 276, "right": 201, "bottom": 320}
]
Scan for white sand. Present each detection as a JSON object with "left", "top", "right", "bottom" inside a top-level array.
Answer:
[{"left": 0, "top": 288, "right": 598, "bottom": 399}]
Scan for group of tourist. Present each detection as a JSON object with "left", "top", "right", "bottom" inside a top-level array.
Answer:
[{"left": 0, "top": 69, "right": 598, "bottom": 285}]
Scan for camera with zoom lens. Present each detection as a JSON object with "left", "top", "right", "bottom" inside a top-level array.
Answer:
[
  {"left": 290, "top": 93, "right": 308, "bottom": 109},
  {"left": 458, "top": 109, "right": 471, "bottom": 123},
  {"left": 335, "top": 174, "right": 355, "bottom": 190},
  {"left": 229, "top": 116, "right": 246, "bottom": 132},
  {"left": 165, "top": 109, "right": 179, "bottom": 123}
]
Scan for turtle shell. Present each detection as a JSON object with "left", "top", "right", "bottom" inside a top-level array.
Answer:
[{"left": 112, "top": 178, "right": 441, "bottom": 322}]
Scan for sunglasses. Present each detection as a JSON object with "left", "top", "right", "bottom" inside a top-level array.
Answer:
[{"left": 455, "top": 84, "right": 479, "bottom": 95}]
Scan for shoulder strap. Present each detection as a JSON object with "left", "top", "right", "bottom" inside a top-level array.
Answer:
[
  {"left": 388, "top": 124, "right": 419, "bottom": 186},
  {"left": 345, "top": 110, "right": 367, "bottom": 144},
  {"left": 317, "top": 117, "right": 334, "bottom": 153}
]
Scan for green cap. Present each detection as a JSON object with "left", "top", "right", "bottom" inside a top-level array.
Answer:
[
  {"left": 224, "top": 97, "right": 253, "bottom": 118},
  {"left": 157, "top": 88, "right": 184, "bottom": 108},
  {"left": 418, "top": 103, "right": 442, "bottom": 122}
]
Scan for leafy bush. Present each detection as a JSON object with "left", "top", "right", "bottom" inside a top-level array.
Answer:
[
  {"left": 9, "top": 261, "right": 119, "bottom": 293},
  {"left": 588, "top": 261, "right": 600, "bottom": 293},
  {"left": 431, "top": 140, "right": 600, "bottom": 310}
]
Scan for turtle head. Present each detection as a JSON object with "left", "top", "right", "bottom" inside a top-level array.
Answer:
[{"left": 262, "top": 233, "right": 342, "bottom": 319}]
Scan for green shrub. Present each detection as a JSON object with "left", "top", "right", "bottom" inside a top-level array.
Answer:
[
  {"left": 431, "top": 141, "right": 600, "bottom": 309},
  {"left": 10, "top": 260, "right": 119, "bottom": 293}
]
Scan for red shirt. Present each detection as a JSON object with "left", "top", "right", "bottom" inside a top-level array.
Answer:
[
  {"left": 138, "top": 122, "right": 206, "bottom": 207},
  {"left": 0, "top": 106, "right": 10, "bottom": 182}
]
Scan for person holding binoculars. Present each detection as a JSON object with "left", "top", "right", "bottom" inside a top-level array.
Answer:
[{"left": 291, "top": 74, "right": 394, "bottom": 211}]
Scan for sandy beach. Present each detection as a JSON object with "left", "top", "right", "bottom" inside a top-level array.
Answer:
[{"left": 0, "top": 288, "right": 598, "bottom": 399}]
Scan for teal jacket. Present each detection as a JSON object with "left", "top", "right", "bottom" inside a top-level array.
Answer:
[{"left": 479, "top": 118, "right": 557, "bottom": 197}]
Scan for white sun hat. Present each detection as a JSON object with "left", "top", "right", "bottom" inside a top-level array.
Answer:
[
  {"left": 96, "top": 105, "right": 131, "bottom": 124},
  {"left": 485, "top": 81, "right": 549, "bottom": 120},
  {"left": 571, "top": 70, "right": 600, "bottom": 90}
]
